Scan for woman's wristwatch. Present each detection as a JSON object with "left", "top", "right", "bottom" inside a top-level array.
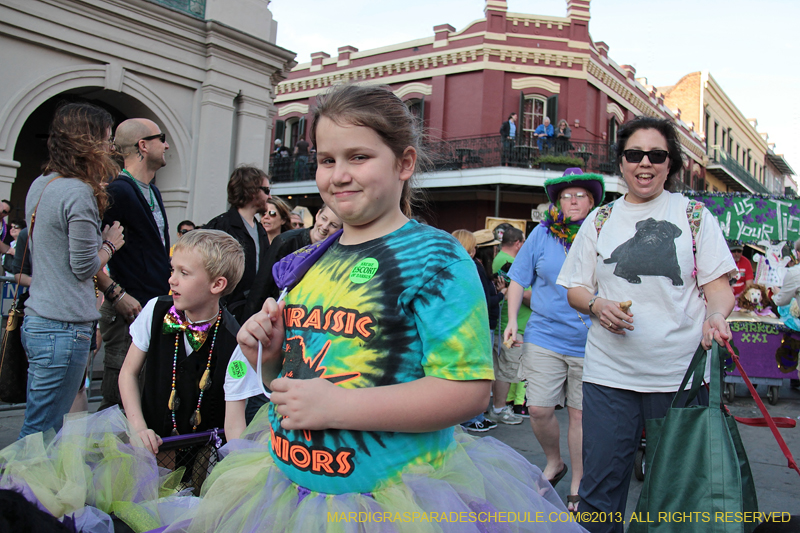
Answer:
[{"left": 588, "top": 296, "right": 598, "bottom": 317}]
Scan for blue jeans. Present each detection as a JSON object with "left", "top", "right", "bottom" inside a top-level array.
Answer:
[{"left": 19, "top": 316, "right": 93, "bottom": 439}]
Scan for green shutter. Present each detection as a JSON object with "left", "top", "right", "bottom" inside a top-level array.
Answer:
[
  {"left": 547, "top": 95, "right": 558, "bottom": 125},
  {"left": 517, "top": 91, "right": 524, "bottom": 141},
  {"left": 274, "top": 120, "right": 285, "bottom": 142}
]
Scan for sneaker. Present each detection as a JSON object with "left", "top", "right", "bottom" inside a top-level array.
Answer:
[
  {"left": 487, "top": 406, "right": 523, "bottom": 425},
  {"left": 461, "top": 418, "right": 498, "bottom": 432},
  {"left": 513, "top": 404, "right": 529, "bottom": 418}
]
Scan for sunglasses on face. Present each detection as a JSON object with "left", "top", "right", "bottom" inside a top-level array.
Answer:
[
  {"left": 622, "top": 149, "right": 669, "bottom": 164},
  {"left": 561, "top": 192, "right": 589, "bottom": 201},
  {"left": 266, "top": 210, "right": 278, "bottom": 217},
  {"left": 259, "top": 186, "right": 271, "bottom": 196},
  {"left": 140, "top": 133, "right": 166, "bottom": 143},
  {"left": 178, "top": 228, "right": 192, "bottom": 235},
  {"left": 0, "top": 210, "right": 8, "bottom": 216}
]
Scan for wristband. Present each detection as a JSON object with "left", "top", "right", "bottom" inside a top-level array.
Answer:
[
  {"left": 588, "top": 296, "right": 598, "bottom": 316},
  {"left": 112, "top": 289, "right": 126, "bottom": 306},
  {"left": 103, "top": 281, "right": 118, "bottom": 299},
  {"left": 101, "top": 245, "right": 113, "bottom": 259},
  {"left": 103, "top": 240, "right": 117, "bottom": 255},
  {"left": 704, "top": 312, "right": 723, "bottom": 323}
]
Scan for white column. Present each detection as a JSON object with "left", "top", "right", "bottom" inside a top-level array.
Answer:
[
  {"left": 192, "top": 84, "right": 237, "bottom": 225},
  {"left": 0, "top": 158, "right": 20, "bottom": 200},
  {"left": 234, "top": 95, "right": 270, "bottom": 169}
]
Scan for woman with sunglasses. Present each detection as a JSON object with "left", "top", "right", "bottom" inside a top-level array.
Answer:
[
  {"left": 260, "top": 196, "right": 292, "bottom": 244},
  {"left": 556, "top": 116, "right": 735, "bottom": 530}
]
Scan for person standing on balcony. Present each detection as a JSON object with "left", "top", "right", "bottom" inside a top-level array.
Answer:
[
  {"left": 96, "top": 118, "right": 171, "bottom": 412},
  {"left": 500, "top": 112, "right": 517, "bottom": 166},
  {"left": 293, "top": 137, "right": 310, "bottom": 180},
  {"left": 535, "top": 117, "right": 554, "bottom": 152}
]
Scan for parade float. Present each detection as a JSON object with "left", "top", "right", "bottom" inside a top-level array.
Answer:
[{"left": 689, "top": 191, "right": 800, "bottom": 404}]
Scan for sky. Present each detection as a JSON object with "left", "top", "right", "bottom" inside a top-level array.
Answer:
[{"left": 268, "top": 0, "right": 799, "bottom": 176}]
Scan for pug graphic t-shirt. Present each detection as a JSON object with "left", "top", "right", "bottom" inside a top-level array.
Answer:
[
  {"left": 268, "top": 220, "right": 494, "bottom": 494},
  {"left": 558, "top": 190, "right": 735, "bottom": 392}
]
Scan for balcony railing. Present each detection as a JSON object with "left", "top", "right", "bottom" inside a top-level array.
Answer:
[
  {"left": 269, "top": 136, "right": 618, "bottom": 184},
  {"left": 709, "top": 145, "right": 768, "bottom": 194},
  {"left": 146, "top": 0, "right": 205, "bottom": 18}
]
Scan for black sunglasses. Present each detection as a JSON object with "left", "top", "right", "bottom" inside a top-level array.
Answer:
[
  {"left": 140, "top": 133, "right": 166, "bottom": 143},
  {"left": 266, "top": 210, "right": 278, "bottom": 217},
  {"left": 259, "top": 186, "right": 271, "bottom": 195},
  {"left": 622, "top": 149, "right": 669, "bottom": 164},
  {"left": 178, "top": 228, "right": 192, "bottom": 235}
]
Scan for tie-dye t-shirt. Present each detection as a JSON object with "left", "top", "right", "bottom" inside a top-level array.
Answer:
[{"left": 268, "top": 220, "right": 494, "bottom": 494}]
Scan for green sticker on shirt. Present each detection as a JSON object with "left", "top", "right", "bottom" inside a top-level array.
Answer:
[
  {"left": 228, "top": 360, "right": 247, "bottom": 379},
  {"left": 349, "top": 258, "right": 379, "bottom": 284}
]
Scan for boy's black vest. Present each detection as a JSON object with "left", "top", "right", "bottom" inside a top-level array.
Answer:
[{"left": 141, "top": 296, "right": 239, "bottom": 437}]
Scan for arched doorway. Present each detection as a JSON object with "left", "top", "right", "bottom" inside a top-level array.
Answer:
[{"left": 10, "top": 85, "right": 185, "bottom": 224}]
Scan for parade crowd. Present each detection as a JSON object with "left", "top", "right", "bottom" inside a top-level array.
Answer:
[{"left": 1, "top": 85, "right": 789, "bottom": 533}]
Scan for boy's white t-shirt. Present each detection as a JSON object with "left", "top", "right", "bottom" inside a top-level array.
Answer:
[
  {"left": 224, "top": 346, "right": 265, "bottom": 401},
  {"left": 557, "top": 191, "right": 736, "bottom": 393},
  {"left": 130, "top": 298, "right": 263, "bottom": 401}
]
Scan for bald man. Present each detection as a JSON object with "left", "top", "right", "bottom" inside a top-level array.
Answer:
[{"left": 95, "top": 118, "right": 172, "bottom": 410}]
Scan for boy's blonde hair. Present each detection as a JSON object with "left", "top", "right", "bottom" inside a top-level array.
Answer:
[
  {"left": 172, "top": 229, "right": 245, "bottom": 297},
  {"left": 451, "top": 229, "right": 476, "bottom": 257}
]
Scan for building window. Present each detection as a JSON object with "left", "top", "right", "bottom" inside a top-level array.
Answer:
[
  {"left": 704, "top": 112, "right": 710, "bottom": 151},
  {"left": 714, "top": 122, "right": 718, "bottom": 147},
  {"left": 608, "top": 118, "right": 619, "bottom": 146},
  {"left": 721, "top": 130, "right": 726, "bottom": 153},
  {"left": 405, "top": 98, "right": 424, "bottom": 126},
  {"left": 522, "top": 95, "right": 547, "bottom": 146},
  {"left": 285, "top": 117, "right": 300, "bottom": 148}
]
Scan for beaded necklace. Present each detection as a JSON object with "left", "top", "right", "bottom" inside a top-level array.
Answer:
[
  {"left": 122, "top": 169, "right": 156, "bottom": 211},
  {"left": 167, "top": 308, "right": 222, "bottom": 435}
]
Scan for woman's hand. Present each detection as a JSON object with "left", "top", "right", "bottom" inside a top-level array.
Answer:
[
  {"left": 102, "top": 221, "right": 125, "bottom": 251},
  {"left": 237, "top": 298, "right": 285, "bottom": 370},
  {"left": 270, "top": 377, "right": 340, "bottom": 431},
  {"left": 115, "top": 293, "right": 142, "bottom": 323},
  {"left": 137, "top": 428, "right": 162, "bottom": 455},
  {"left": 702, "top": 312, "right": 731, "bottom": 349},
  {"left": 591, "top": 297, "right": 634, "bottom": 336}
]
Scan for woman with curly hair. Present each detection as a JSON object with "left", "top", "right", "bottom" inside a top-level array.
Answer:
[{"left": 20, "top": 102, "right": 125, "bottom": 438}]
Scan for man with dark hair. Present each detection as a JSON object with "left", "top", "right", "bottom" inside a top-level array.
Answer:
[
  {"left": 170, "top": 220, "right": 196, "bottom": 256},
  {"left": 491, "top": 227, "right": 531, "bottom": 417},
  {"left": 500, "top": 113, "right": 517, "bottom": 166},
  {"left": 204, "top": 165, "right": 271, "bottom": 322},
  {"left": 95, "top": 118, "right": 171, "bottom": 410}
]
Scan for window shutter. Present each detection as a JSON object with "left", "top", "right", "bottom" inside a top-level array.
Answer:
[
  {"left": 517, "top": 91, "right": 524, "bottom": 141},
  {"left": 298, "top": 116, "right": 306, "bottom": 138},
  {"left": 274, "top": 120, "right": 285, "bottom": 142},
  {"left": 546, "top": 95, "right": 558, "bottom": 125},
  {"left": 420, "top": 96, "right": 425, "bottom": 129}
]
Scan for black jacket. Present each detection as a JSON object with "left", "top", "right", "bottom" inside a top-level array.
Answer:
[
  {"left": 243, "top": 227, "right": 311, "bottom": 319},
  {"left": 204, "top": 207, "right": 270, "bottom": 321},
  {"left": 500, "top": 120, "right": 512, "bottom": 138},
  {"left": 103, "top": 173, "right": 171, "bottom": 305}
]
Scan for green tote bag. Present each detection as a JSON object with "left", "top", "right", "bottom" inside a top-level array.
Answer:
[{"left": 628, "top": 342, "right": 758, "bottom": 533}]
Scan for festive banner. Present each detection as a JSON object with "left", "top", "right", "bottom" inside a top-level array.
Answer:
[{"left": 686, "top": 193, "right": 800, "bottom": 244}]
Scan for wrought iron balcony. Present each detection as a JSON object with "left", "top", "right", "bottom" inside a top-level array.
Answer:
[
  {"left": 269, "top": 135, "right": 618, "bottom": 184},
  {"left": 145, "top": 0, "right": 205, "bottom": 18},
  {"left": 707, "top": 145, "right": 768, "bottom": 194}
]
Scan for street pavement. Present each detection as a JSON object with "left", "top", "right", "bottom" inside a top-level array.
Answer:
[{"left": 1, "top": 375, "right": 799, "bottom": 524}]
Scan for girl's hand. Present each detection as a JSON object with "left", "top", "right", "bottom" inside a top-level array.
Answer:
[
  {"left": 702, "top": 312, "right": 731, "bottom": 349},
  {"left": 237, "top": 298, "right": 285, "bottom": 368},
  {"left": 137, "top": 428, "right": 162, "bottom": 455},
  {"left": 102, "top": 221, "right": 125, "bottom": 251},
  {"left": 270, "top": 377, "right": 340, "bottom": 431},
  {"left": 592, "top": 297, "right": 633, "bottom": 336},
  {"left": 503, "top": 323, "right": 520, "bottom": 347}
]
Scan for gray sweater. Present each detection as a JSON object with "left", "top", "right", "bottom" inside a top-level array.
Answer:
[{"left": 25, "top": 173, "right": 102, "bottom": 323}]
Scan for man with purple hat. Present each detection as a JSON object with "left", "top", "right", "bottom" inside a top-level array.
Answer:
[{"left": 503, "top": 167, "right": 604, "bottom": 512}]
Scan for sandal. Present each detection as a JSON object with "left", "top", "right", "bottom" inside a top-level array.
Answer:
[
  {"left": 567, "top": 494, "right": 580, "bottom": 514},
  {"left": 547, "top": 463, "right": 568, "bottom": 488}
]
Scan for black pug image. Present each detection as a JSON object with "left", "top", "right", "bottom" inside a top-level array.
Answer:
[{"left": 604, "top": 218, "right": 683, "bottom": 285}]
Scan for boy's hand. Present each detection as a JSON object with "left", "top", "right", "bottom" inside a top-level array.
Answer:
[
  {"left": 238, "top": 298, "right": 285, "bottom": 368},
  {"left": 270, "top": 377, "right": 340, "bottom": 431},
  {"left": 137, "top": 428, "right": 162, "bottom": 455}
]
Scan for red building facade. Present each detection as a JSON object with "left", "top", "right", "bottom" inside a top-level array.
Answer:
[{"left": 270, "top": 0, "right": 706, "bottom": 232}]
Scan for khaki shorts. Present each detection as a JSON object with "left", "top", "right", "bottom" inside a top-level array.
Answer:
[
  {"left": 492, "top": 338, "right": 522, "bottom": 383},
  {"left": 519, "top": 342, "right": 584, "bottom": 410}
]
